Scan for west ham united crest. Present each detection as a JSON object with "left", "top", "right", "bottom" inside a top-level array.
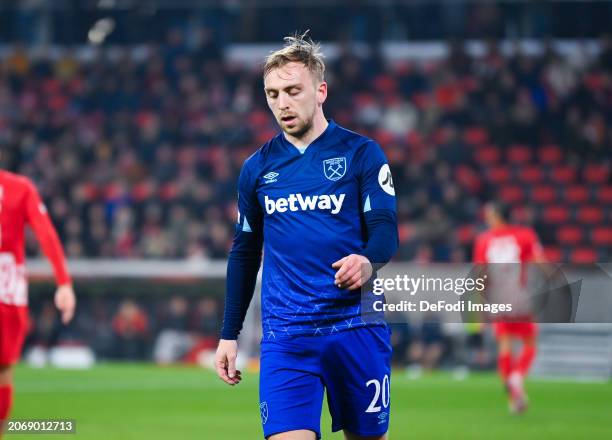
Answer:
[
  {"left": 260, "top": 401, "right": 269, "bottom": 424},
  {"left": 323, "top": 157, "right": 346, "bottom": 181}
]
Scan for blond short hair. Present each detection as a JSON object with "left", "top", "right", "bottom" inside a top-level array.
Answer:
[{"left": 263, "top": 31, "right": 325, "bottom": 83}]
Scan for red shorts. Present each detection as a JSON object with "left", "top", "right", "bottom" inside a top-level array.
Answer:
[
  {"left": 493, "top": 321, "right": 538, "bottom": 339},
  {"left": 0, "top": 304, "right": 30, "bottom": 365}
]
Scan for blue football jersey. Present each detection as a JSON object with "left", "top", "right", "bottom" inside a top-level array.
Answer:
[{"left": 236, "top": 120, "right": 396, "bottom": 339}]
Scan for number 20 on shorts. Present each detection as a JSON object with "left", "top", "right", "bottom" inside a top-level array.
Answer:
[{"left": 365, "top": 374, "right": 390, "bottom": 413}]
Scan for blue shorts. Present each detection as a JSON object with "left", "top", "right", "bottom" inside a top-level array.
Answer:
[{"left": 259, "top": 325, "right": 392, "bottom": 439}]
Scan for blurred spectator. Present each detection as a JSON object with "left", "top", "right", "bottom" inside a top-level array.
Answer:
[
  {"left": 27, "top": 301, "right": 60, "bottom": 348},
  {"left": 153, "top": 296, "right": 193, "bottom": 364},
  {"left": 182, "top": 298, "right": 222, "bottom": 365},
  {"left": 389, "top": 317, "right": 413, "bottom": 367},
  {"left": 191, "top": 297, "right": 221, "bottom": 339},
  {"left": 464, "top": 323, "right": 489, "bottom": 370},
  {"left": 406, "top": 314, "right": 445, "bottom": 378},
  {"left": 112, "top": 299, "right": 150, "bottom": 360},
  {"left": 87, "top": 298, "right": 115, "bottom": 359}
]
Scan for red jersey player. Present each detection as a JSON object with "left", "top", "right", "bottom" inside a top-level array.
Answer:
[
  {"left": 473, "top": 202, "right": 545, "bottom": 414},
  {"left": 0, "top": 170, "right": 76, "bottom": 433}
]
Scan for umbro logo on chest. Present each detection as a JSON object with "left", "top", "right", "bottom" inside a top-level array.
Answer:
[{"left": 263, "top": 172, "right": 279, "bottom": 184}]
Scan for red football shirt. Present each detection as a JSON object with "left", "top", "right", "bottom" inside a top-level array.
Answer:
[
  {"left": 0, "top": 170, "right": 71, "bottom": 306},
  {"left": 473, "top": 225, "right": 543, "bottom": 265},
  {"left": 473, "top": 225, "right": 543, "bottom": 319}
]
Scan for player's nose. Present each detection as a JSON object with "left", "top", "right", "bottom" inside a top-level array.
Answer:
[{"left": 277, "top": 92, "right": 290, "bottom": 110}]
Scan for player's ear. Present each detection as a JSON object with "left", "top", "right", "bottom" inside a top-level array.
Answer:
[{"left": 317, "top": 81, "right": 327, "bottom": 106}]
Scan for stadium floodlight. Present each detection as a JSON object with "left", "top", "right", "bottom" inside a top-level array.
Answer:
[{"left": 87, "top": 18, "right": 115, "bottom": 45}]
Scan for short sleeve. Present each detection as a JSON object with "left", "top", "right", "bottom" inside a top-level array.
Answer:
[
  {"left": 525, "top": 228, "right": 544, "bottom": 262},
  {"left": 357, "top": 141, "right": 396, "bottom": 213}
]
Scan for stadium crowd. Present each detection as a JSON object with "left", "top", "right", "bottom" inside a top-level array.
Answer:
[{"left": 1, "top": 31, "right": 611, "bottom": 264}]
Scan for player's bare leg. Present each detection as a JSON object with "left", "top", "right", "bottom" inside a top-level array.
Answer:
[
  {"left": 344, "top": 431, "right": 387, "bottom": 440},
  {"left": 508, "top": 334, "right": 536, "bottom": 414},
  {"left": 0, "top": 364, "right": 14, "bottom": 439},
  {"left": 496, "top": 335, "right": 512, "bottom": 381},
  {"left": 516, "top": 335, "right": 536, "bottom": 377},
  {"left": 269, "top": 429, "right": 316, "bottom": 440}
]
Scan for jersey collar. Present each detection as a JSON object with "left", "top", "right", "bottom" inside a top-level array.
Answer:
[{"left": 280, "top": 119, "right": 337, "bottom": 155}]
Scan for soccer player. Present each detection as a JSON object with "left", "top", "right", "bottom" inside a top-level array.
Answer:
[
  {"left": 215, "top": 33, "right": 398, "bottom": 440},
  {"left": 0, "top": 169, "right": 76, "bottom": 433},
  {"left": 473, "top": 201, "right": 544, "bottom": 414}
]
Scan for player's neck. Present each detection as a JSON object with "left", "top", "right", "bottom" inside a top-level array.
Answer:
[
  {"left": 491, "top": 221, "right": 508, "bottom": 230},
  {"left": 284, "top": 113, "right": 329, "bottom": 149}
]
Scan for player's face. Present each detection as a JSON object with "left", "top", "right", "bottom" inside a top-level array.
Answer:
[
  {"left": 484, "top": 204, "right": 498, "bottom": 228},
  {"left": 264, "top": 62, "right": 326, "bottom": 139}
]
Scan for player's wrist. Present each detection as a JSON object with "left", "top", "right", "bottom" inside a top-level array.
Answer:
[
  {"left": 219, "top": 335, "right": 238, "bottom": 342},
  {"left": 359, "top": 254, "right": 372, "bottom": 264}
]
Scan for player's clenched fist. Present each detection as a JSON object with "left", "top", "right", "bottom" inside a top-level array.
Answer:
[
  {"left": 215, "top": 339, "right": 243, "bottom": 385},
  {"left": 332, "top": 254, "right": 372, "bottom": 290}
]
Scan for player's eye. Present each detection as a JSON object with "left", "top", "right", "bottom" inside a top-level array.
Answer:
[
  {"left": 267, "top": 91, "right": 278, "bottom": 99},
  {"left": 288, "top": 88, "right": 300, "bottom": 96}
]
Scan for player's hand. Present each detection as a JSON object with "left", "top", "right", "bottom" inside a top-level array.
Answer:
[
  {"left": 332, "top": 254, "right": 372, "bottom": 290},
  {"left": 54, "top": 284, "right": 76, "bottom": 324},
  {"left": 215, "top": 339, "right": 242, "bottom": 386}
]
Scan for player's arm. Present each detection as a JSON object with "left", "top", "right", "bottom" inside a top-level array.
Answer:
[
  {"left": 527, "top": 229, "right": 547, "bottom": 264},
  {"left": 24, "top": 179, "right": 75, "bottom": 324},
  {"left": 215, "top": 159, "right": 263, "bottom": 385},
  {"left": 471, "top": 234, "right": 490, "bottom": 287},
  {"left": 472, "top": 235, "right": 487, "bottom": 264},
  {"left": 334, "top": 141, "right": 398, "bottom": 290}
]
